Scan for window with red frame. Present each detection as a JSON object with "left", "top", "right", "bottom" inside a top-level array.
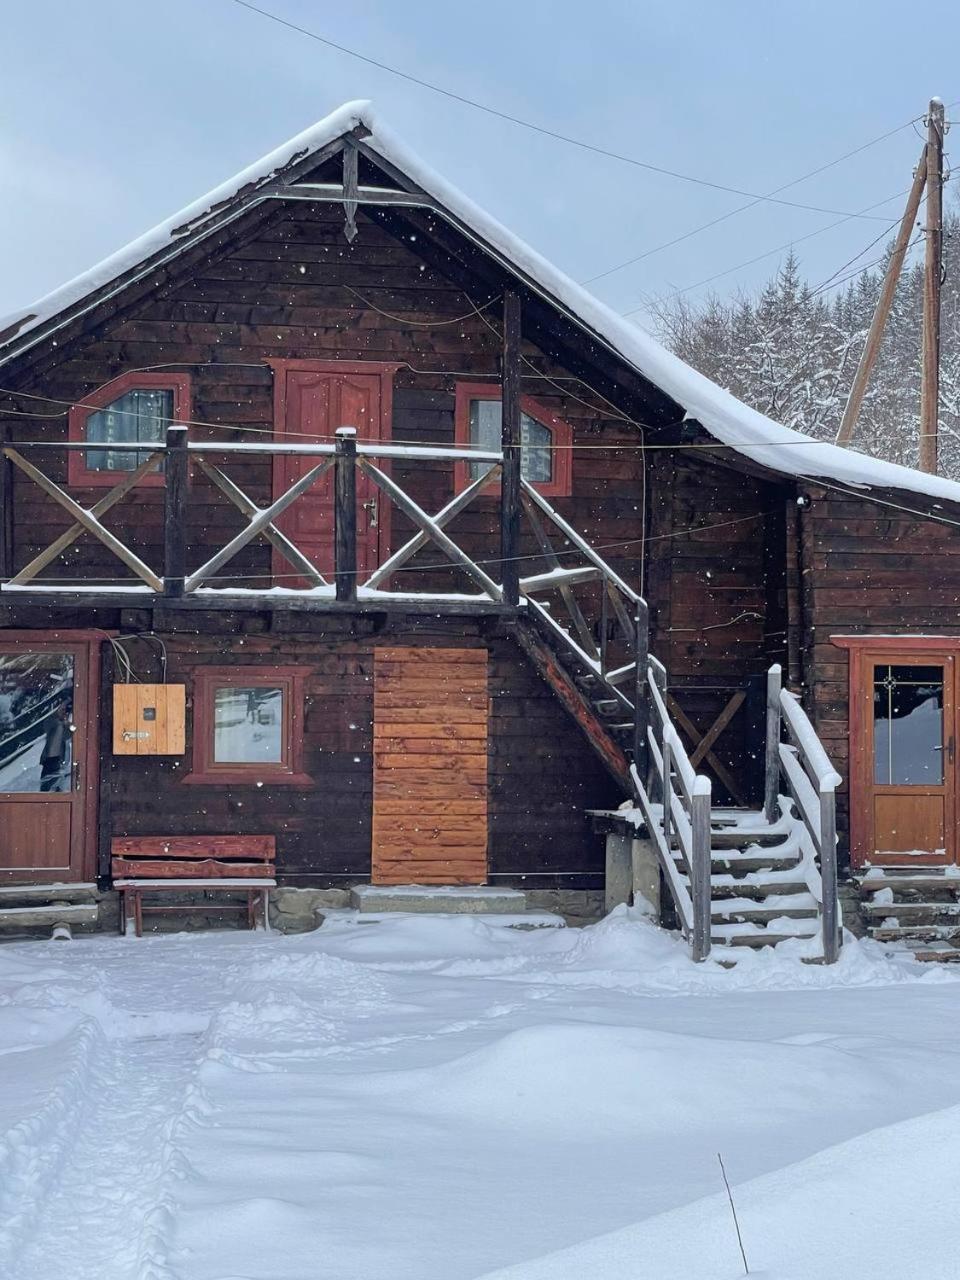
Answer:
[
  {"left": 186, "top": 668, "right": 311, "bottom": 786},
  {"left": 68, "top": 372, "right": 190, "bottom": 487},
  {"left": 453, "top": 383, "right": 573, "bottom": 497}
]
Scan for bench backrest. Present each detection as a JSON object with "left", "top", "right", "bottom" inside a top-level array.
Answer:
[{"left": 111, "top": 835, "right": 276, "bottom": 880}]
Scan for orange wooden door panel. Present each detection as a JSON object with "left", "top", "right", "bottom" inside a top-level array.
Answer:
[
  {"left": 372, "top": 647, "right": 488, "bottom": 885},
  {"left": 851, "top": 651, "right": 956, "bottom": 866}
]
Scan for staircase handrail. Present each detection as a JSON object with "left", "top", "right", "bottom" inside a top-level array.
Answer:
[
  {"left": 763, "top": 664, "right": 841, "bottom": 963},
  {"left": 631, "top": 664, "right": 713, "bottom": 961}
]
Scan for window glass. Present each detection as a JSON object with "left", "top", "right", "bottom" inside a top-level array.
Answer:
[
  {"left": 85, "top": 388, "right": 173, "bottom": 471},
  {"left": 213, "top": 686, "right": 283, "bottom": 764},
  {"left": 0, "top": 653, "right": 74, "bottom": 793},
  {"left": 873, "top": 664, "right": 944, "bottom": 785},
  {"left": 467, "top": 399, "right": 554, "bottom": 484}
]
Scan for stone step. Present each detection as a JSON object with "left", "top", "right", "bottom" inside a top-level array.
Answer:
[
  {"left": 870, "top": 923, "right": 960, "bottom": 943},
  {"left": 861, "top": 900, "right": 960, "bottom": 921},
  {"left": 858, "top": 875, "right": 960, "bottom": 897},
  {"left": 0, "top": 902, "right": 98, "bottom": 930},
  {"left": 351, "top": 884, "right": 528, "bottom": 915}
]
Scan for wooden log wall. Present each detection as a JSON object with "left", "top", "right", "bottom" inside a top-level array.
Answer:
[
  {"left": 800, "top": 484, "right": 960, "bottom": 863},
  {"left": 0, "top": 197, "right": 647, "bottom": 600},
  {"left": 645, "top": 453, "right": 787, "bottom": 803},
  {"left": 95, "top": 614, "right": 619, "bottom": 888}
]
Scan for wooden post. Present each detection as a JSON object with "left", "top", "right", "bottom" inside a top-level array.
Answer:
[
  {"left": 836, "top": 146, "right": 927, "bottom": 446},
  {"left": 163, "top": 425, "right": 189, "bottom": 598},
  {"left": 334, "top": 427, "right": 358, "bottom": 603},
  {"left": 97, "top": 639, "right": 114, "bottom": 887},
  {"left": 764, "top": 663, "right": 782, "bottom": 824},
  {"left": 0, "top": 424, "right": 13, "bottom": 582},
  {"left": 661, "top": 733, "right": 674, "bottom": 857},
  {"left": 500, "top": 291, "right": 522, "bottom": 607},
  {"left": 820, "top": 784, "right": 840, "bottom": 964},
  {"left": 690, "top": 780, "right": 712, "bottom": 962},
  {"left": 633, "top": 602, "right": 649, "bottom": 779},
  {"left": 920, "top": 97, "right": 945, "bottom": 475}
]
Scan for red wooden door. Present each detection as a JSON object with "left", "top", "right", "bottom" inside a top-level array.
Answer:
[
  {"left": 0, "top": 636, "right": 99, "bottom": 884},
  {"left": 272, "top": 364, "right": 392, "bottom": 581}
]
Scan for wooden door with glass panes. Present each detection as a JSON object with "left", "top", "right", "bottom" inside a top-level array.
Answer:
[
  {"left": 853, "top": 651, "right": 956, "bottom": 866},
  {"left": 0, "top": 637, "right": 98, "bottom": 883}
]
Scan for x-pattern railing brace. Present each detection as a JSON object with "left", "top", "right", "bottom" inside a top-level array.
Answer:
[{"left": 2, "top": 446, "right": 164, "bottom": 592}]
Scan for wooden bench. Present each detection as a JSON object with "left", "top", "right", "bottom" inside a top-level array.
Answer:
[{"left": 111, "top": 836, "right": 276, "bottom": 937}]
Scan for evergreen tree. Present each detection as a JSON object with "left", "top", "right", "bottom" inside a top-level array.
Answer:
[{"left": 652, "top": 211, "right": 960, "bottom": 478}]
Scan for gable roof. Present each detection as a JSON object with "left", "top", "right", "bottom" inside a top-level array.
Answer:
[{"left": 3, "top": 99, "right": 959, "bottom": 514}]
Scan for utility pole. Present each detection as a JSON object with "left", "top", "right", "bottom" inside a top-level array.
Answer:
[
  {"left": 919, "top": 96, "right": 945, "bottom": 474},
  {"left": 835, "top": 145, "right": 927, "bottom": 446}
]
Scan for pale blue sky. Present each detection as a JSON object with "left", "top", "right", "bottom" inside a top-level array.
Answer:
[{"left": 2, "top": 0, "right": 957, "bottom": 330}]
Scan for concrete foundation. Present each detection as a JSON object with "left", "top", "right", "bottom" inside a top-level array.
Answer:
[{"left": 350, "top": 884, "right": 527, "bottom": 914}]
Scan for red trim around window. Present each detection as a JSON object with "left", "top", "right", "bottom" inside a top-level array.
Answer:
[
  {"left": 67, "top": 372, "right": 191, "bottom": 488},
  {"left": 184, "top": 666, "right": 311, "bottom": 786},
  {"left": 453, "top": 382, "right": 573, "bottom": 497}
]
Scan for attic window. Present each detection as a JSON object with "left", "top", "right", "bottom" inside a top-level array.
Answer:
[
  {"left": 453, "top": 382, "right": 572, "bottom": 497},
  {"left": 68, "top": 372, "right": 190, "bottom": 487}
]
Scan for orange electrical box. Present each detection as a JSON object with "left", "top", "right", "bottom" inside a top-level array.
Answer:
[{"left": 113, "top": 684, "right": 186, "bottom": 755}]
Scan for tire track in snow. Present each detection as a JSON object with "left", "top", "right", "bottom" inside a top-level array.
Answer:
[
  {"left": 14, "top": 1032, "right": 203, "bottom": 1280},
  {"left": 0, "top": 1017, "right": 101, "bottom": 1276}
]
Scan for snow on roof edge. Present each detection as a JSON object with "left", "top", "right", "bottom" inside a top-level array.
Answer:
[
  {"left": 0, "top": 101, "right": 372, "bottom": 346},
  {"left": 4, "top": 98, "right": 960, "bottom": 514}
]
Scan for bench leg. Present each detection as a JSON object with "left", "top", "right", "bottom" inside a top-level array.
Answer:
[
  {"left": 247, "top": 890, "right": 256, "bottom": 931},
  {"left": 133, "top": 890, "right": 143, "bottom": 939},
  {"left": 119, "top": 889, "right": 126, "bottom": 936},
  {"left": 261, "top": 888, "right": 271, "bottom": 932}
]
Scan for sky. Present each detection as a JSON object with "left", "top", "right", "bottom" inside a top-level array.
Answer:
[{"left": 1, "top": 0, "right": 958, "bottom": 334}]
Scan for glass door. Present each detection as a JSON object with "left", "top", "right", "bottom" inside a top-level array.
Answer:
[{"left": 0, "top": 641, "right": 93, "bottom": 882}]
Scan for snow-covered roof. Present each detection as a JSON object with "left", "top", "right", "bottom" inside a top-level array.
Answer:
[{"left": 3, "top": 99, "right": 959, "bottom": 512}]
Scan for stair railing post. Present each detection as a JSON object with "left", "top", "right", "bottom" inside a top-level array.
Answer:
[
  {"left": 662, "top": 731, "right": 674, "bottom": 855},
  {"left": 691, "top": 779, "right": 712, "bottom": 962},
  {"left": 334, "top": 427, "right": 358, "bottom": 603},
  {"left": 764, "top": 663, "right": 782, "bottom": 824},
  {"left": 820, "top": 782, "right": 840, "bottom": 963},
  {"left": 633, "top": 602, "right": 649, "bottom": 780},
  {"left": 500, "top": 290, "right": 522, "bottom": 607},
  {"left": 163, "top": 424, "right": 189, "bottom": 598}
]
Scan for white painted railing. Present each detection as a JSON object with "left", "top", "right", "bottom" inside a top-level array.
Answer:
[{"left": 764, "top": 664, "right": 842, "bottom": 963}]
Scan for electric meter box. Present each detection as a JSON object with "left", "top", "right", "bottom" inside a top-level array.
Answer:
[{"left": 113, "top": 684, "right": 186, "bottom": 755}]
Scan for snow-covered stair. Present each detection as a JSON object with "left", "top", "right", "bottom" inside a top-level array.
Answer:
[
  {"left": 856, "top": 867, "right": 960, "bottom": 961},
  {"left": 0, "top": 883, "right": 99, "bottom": 939},
  {"left": 677, "top": 807, "right": 822, "bottom": 951}
]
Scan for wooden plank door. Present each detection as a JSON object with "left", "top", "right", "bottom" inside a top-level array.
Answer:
[
  {"left": 372, "top": 648, "right": 488, "bottom": 885},
  {"left": 0, "top": 636, "right": 99, "bottom": 883},
  {"left": 853, "top": 653, "right": 956, "bottom": 866},
  {"left": 272, "top": 363, "right": 393, "bottom": 582}
]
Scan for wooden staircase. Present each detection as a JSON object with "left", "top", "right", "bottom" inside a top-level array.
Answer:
[
  {"left": 856, "top": 868, "right": 960, "bottom": 961},
  {"left": 705, "top": 808, "right": 822, "bottom": 949}
]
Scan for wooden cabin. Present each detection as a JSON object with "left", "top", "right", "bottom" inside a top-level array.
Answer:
[{"left": 2, "top": 100, "right": 960, "bottom": 956}]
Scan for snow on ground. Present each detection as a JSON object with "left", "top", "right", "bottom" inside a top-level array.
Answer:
[{"left": 1, "top": 909, "right": 960, "bottom": 1279}]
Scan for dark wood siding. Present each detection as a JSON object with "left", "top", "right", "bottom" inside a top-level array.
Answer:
[
  {"left": 101, "top": 616, "right": 618, "bottom": 888},
  {"left": 801, "top": 483, "right": 960, "bottom": 863}
]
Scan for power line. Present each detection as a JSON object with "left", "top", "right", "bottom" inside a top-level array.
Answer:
[
  {"left": 229, "top": 0, "right": 898, "bottom": 224},
  {"left": 582, "top": 116, "right": 924, "bottom": 287},
  {"left": 622, "top": 190, "right": 909, "bottom": 316}
]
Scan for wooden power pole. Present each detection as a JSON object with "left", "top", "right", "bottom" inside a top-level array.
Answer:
[
  {"left": 835, "top": 145, "right": 928, "bottom": 446},
  {"left": 919, "top": 97, "right": 945, "bottom": 474}
]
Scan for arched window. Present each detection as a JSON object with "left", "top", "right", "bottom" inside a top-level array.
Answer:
[
  {"left": 68, "top": 372, "right": 190, "bottom": 486},
  {"left": 453, "top": 382, "right": 572, "bottom": 497}
]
